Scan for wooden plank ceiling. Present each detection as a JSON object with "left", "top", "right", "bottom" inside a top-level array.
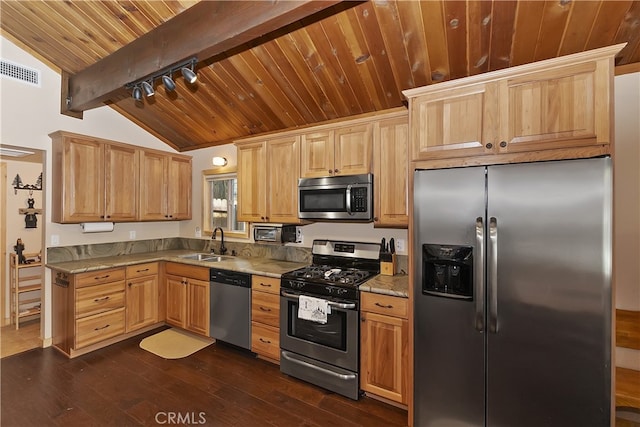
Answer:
[{"left": 2, "top": 0, "right": 639, "bottom": 152}]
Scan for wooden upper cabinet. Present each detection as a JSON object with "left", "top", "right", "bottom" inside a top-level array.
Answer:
[
  {"left": 51, "top": 132, "right": 138, "bottom": 223},
  {"left": 105, "top": 144, "right": 138, "bottom": 221},
  {"left": 499, "top": 62, "right": 605, "bottom": 153},
  {"left": 237, "top": 136, "right": 301, "bottom": 224},
  {"left": 374, "top": 115, "right": 409, "bottom": 228},
  {"left": 51, "top": 131, "right": 191, "bottom": 223},
  {"left": 403, "top": 44, "right": 622, "bottom": 163},
  {"left": 139, "top": 151, "right": 192, "bottom": 221},
  {"left": 267, "top": 135, "right": 301, "bottom": 223},
  {"left": 237, "top": 141, "right": 268, "bottom": 223},
  {"left": 301, "top": 123, "right": 372, "bottom": 177},
  {"left": 167, "top": 155, "right": 192, "bottom": 220},
  {"left": 409, "top": 83, "right": 498, "bottom": 160},
  {"left": 138, "top": 150, "right": 167, "bottom": 221}
]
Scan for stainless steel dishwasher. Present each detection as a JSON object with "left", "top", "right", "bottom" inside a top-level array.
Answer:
[{"left": 209, "top": 268, "right": 251, "bottom": 350}]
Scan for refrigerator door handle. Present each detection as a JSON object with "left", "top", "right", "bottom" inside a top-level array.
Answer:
[
  {"left": 475, "top": 217, "right": 485, "bottom": 332},
  {"left": 489, "top": 216, "right": 499, "bottom": 333}
]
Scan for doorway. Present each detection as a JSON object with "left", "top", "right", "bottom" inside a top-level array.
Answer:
[{"left": 1, "top": 145, "right": 45, "bottom": 357}]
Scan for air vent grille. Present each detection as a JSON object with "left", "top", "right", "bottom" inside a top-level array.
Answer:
[{"left": 0, "top": 59, "right": 40, "bottom": 86}]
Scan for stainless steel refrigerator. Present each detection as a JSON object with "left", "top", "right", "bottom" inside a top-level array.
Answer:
[{"left": 413, "top": 157, "right": 612, "bottom": 427}]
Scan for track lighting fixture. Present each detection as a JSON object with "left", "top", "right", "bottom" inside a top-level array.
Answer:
[
  {"left": 132, "top": 85, "right": 143, "bottom": 102},
  {"left": 125, "top": 56, "right": 197, "bottom": 105},
  {"left": 141, "top": 80, "right": 155, "bottom": 97},
  {"left": 181, "top": 65, "right": 197, "bottom": 84},
  {"left": 162, "top": 75, "right": 176, "bottom": 92}
]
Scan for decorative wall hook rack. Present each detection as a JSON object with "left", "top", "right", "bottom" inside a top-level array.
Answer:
[{"left": 12, "top": 173, "right": 42, "bottom": 195}]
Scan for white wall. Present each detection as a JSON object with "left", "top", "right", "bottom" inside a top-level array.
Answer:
[
  {"left": 1, "top": 35, "right": 184, "bottom": 338},
  {"left": 614, "top": 71, "right": 640, "bottom": 371},
  {"left": 181, "top": 144, "right": 409, "bottom": 254}
]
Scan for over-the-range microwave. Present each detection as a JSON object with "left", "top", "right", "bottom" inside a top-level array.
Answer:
[{"left": 298, "top": 173, "right": 373, "bottom": 221}]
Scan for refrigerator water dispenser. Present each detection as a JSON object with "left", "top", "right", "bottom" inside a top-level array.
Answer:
[{"left": 422, "top": 244, "right": 473, "bottom": 300}]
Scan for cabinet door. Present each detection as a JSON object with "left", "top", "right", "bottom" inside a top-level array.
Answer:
[
  {"left": 300, "top": 130, "right": 335, "bottom": 178},
  {"left": 167, "top": 156, "right": 192, "bottom": 220},
  {"left": 105, "top": 144, "right": 138, "bottom": 221},
  {"left": 126, "top": 275, "right": 158, "bottom": 332},
  {"left": 360, "top": 311, "right": 408, "bottom": 404},
  {"left": 60, "top": 137, "right": 105, "bottom": 222},
  {"left": 165, "top": 274, "right": 186, "bottom": 328},
  {"left": 334, "top": 123, "right": 373, "bottom": 176},
  {"left": 186, "top": 278, "right": 209, "bottom": 336},
  {"left": 267, "top": 135, "right": 301, "bottom": 223},
  {"left": 237, "top": 141, "right": 267, "bottom": 222},
  {"left": 411, "top": 83, "right": 498, "bottom": 160},
  {"left": 374, "top": 116, "right": 409, "bottom": 228},
  {"left": 139, "top": 150, "right": 168, "bottom": 220},
  {"left": 499, "top": 61, "right": 607, "bottom": 153}
]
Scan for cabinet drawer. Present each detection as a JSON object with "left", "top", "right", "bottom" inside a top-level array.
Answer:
[
  {"left": 126, "top": 262, "right": 158, "bottom": 279},
  {"left": 76, "top": 268, "right": 125, "bottom": 288},
  {"left": 361, "top": 292, "right": 408, "bottom": 319},
  {"left": 252, "top": 291, "right": 280, "bottom": 327},
  {"left": 75, "top": 281, "right": 125, "bottom": 318},
  {"left": 251, "top": 275, "right": 280, "bottom": 295},
  {"left": 75, "top": 307, "right": 125, "bottom": 349},
  {"left": 251, "top": 321, "right": 280, "bottom": 361},
  {"left": 165, "top": 262, "right": 209, "bottom": 281}
]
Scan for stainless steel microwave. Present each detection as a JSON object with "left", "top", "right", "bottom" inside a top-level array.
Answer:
[{"left": 298, "top": 173, "right": 373, "bottom": 221}]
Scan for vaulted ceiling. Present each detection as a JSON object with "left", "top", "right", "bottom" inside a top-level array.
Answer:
[{"left": 1, "top": 1, "right": 639, "bottom": 152}]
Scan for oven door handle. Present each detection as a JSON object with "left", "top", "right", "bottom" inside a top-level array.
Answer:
[
  {"left": 281, "top": 290, "right": 357, "bottom": 310},
  {"left": 281, "top": 351, "right": 357, "bottom": 381}
]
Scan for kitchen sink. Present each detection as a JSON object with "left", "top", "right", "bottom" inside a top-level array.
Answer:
[{"left": 178, "top": 253, "right": 229, "bottom": 262}]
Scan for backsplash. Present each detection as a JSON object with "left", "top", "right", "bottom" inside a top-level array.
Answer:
[
  {"left": 46, "top": 238, "right": 408, "bottom": 273},
  {"left": 47, "top": 238, "right": 312, "bottom": 264}
]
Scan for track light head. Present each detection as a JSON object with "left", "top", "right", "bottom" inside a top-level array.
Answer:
[
  {"left": 132, "top": 85, "right": 143, "bottom": 102},
  {"left": 162, "top": 75, "right": 176, "bottom": 92},
  {"left": 181, "top": 66, "right": 197, "bottom": 84},
  {"left": 142, "top": 80, "right": 155, "bottom": 97}
]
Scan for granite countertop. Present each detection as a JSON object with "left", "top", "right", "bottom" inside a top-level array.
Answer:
[
  {"left": 46, "top": 249, "right": 308, "bottom": 279},
  {"left": 360, "top": 273, "right": 408, "bottom": 298}
]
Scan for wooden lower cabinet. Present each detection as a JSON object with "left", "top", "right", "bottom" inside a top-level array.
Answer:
[
  {"left": 165, "top": 262, "right": 210, "bottom": 337},
  {"left": 251, "top": 275, "right": 280, "bottom": 362},
  {"left": 360, "top": 292, "right": 409, "bottom": 404},
  {"left": 75, "top": 307, "right": 126, "bottom": 348},
  {"left": 125, "top": 263, "right": 159, "bottom": 332}
]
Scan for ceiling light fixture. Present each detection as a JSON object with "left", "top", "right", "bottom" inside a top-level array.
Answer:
[
  {"left": 125, "top": 56, "right": 197, "bottom": 104},
  {"left": 132, "top": 85, "right": 143, "bottom": 102},
  {"left": 212, "top": 156, "right": 228, "bottom": 167},
  {"left": 162, "top": 75, "right": 176, "bottom": 92},
  {"left": 181, "top": 64, "right": 198, "bottom": 84},
  {"left": 141, "top": 80, "right": 155, "bottom": 97},
  {"left": 0, "top": 147, "right": 35, "bottom": 157}
]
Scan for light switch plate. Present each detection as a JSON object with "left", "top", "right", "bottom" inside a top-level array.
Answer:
[
  {"left": 129, "top": 230, "right": 136, "bottom": 239},
  {"left": 396, "top": 239, "right": 405, "bottom": 253},
  {"left": 51, "top": 234, "right": 60, "bottom": 246}
]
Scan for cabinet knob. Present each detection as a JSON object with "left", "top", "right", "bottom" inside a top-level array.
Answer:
[
  {"left": 328, "top": 169, "right": 333, "bottom": 174},
  {"left": 485, "top": 143, "right": 493, "bottom": 149},
  {"left": 106, "top": 215, "right": 111, "bottom": 219},
  {"left": 500, "top": 141, "right": 507, "bottom": 148},
  {"left": 100, "top": 215, "right": 105, "bottom": 219},
  {"left": 334, "top": 169, "right": 339, "bottom": 174}
]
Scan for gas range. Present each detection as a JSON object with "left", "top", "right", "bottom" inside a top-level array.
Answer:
[{"left": 281, "top": 240, "right": 381, "bottom": 301}]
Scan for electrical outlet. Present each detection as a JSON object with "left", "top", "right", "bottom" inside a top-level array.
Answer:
[
  {"left": 129, "top": 230, "right": 136, "bottom": 239},
  {"left": 296, "top": 227, "right": 303, "bottom": 243},
  {"left": 396, "top": 238, "right": 405, "bottom": 253},
  {"left": 51, "top": 234, "right": 60, "bottom": 246},
  {"left": 195, "top": 226, "right": 202, "bottom": 238}
]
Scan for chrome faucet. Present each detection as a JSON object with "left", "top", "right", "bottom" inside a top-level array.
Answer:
[{"left": 212, "top": 227, "right": 227, "bottom": 255}]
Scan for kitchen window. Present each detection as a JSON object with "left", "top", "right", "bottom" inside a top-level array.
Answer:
[{"left": 202, "top": 169, "right": 248, "bottom": 238}]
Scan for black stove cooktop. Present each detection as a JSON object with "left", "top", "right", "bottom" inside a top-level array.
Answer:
[{"left": 281, "top": 240, "right": 381, "bottom": 301}]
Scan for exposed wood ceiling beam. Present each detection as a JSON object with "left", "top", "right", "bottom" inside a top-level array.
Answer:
[{"left": 63, "top": 0, "right": 343, "bottom": 114}]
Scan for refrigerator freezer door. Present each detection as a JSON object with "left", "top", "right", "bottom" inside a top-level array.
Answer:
[
  {"left": 486, "top": 158, "right": 611, "bottom": 427},
  {"left": 414, "top": 166, "right": 486, "bottom": 427}
]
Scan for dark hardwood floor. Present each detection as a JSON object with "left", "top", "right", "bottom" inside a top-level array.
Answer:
[{"left": 1, "top": 328, "right": 408, "bottom": 426}]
